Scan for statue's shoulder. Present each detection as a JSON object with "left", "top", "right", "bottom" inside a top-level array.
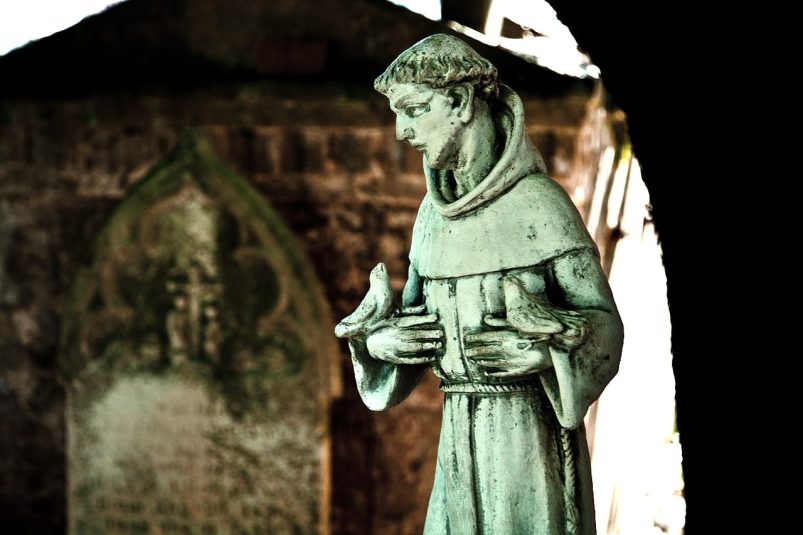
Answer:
[
  {"left": 515, "top": 172, "right": 575, "bottom": 205},
  {"left": 505, "top": 172, "right": 597, "bottom": 257},
  {"left": 474, "top": 172, "right": 577, "bottom": 224}
]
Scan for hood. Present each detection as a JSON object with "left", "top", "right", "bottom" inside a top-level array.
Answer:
[{"left": 423, "top": 84, "right": 547, "bottom": 218}]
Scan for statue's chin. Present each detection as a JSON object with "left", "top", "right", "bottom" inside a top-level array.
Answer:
[
  {"left": 425, "top": 155, "right": 451, "bottom": 171},
  {"left": 424, "top": 148, "right": 460, "bottom": 171}
]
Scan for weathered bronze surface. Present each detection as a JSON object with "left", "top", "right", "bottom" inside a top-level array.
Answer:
[{"left": 336, "top": 34, "right": 623, "bottom": 534}]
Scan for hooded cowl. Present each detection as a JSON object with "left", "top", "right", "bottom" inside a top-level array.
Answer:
[{"left": 410, "top": 85, "right": 597, "bottom": 279}]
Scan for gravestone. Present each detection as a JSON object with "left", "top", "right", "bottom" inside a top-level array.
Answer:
[{"left": 60, "top": 133, "right": 338, "bottom": 535}]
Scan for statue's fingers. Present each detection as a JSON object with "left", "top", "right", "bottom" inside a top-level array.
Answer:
[
  {"left": 398, "top": 340, "right": 443, "bottom": 353},
  {"left": 401, "top": 304, "right": 427, "bottom": 315},
  {"left": 483, "top": 314, "right": 510, "bottom": 328},
  {"left": 465, "top": 347, "right": 505, "bottom": 359},
  {"left": 397, "top": 313, "right": 440, "bottom": 328},
  {"left": 464, "top": 331, "right": 509, "bottom": 344},
  {"left": 474, "top": 361, "right": 518, "bottom": 373},
  {"left": 394, "top": 355, "right": 437, "bottom": 365},
  {"left": 402, "top": 329, "right": 443, "bottom": 341},
  {"left": 472, "top": 361, "right": 508, "bottom": 372},
  {"left": 485, "top": 367, "right": 529, "bottom": 378}
]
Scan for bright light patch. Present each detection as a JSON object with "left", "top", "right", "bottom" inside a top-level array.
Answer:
[
  {"left": 450, "top": 0, "right": 599, "bottom": 79},
  {"left": 0, "top": 0, "right": 125, "bottom": 56},
  {"left": 387, "top": 0, "right": 441, "bottom": 21},
  {"left": 595, "top": 156, "right": 685, "bottom": 535},
  {"left": 487, "top": 0, "right": 599, "bottom": 78}
]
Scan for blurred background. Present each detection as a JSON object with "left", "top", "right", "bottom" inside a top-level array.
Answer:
[{"left": 0, "top": 1, "right": 687, "bottom": 533}]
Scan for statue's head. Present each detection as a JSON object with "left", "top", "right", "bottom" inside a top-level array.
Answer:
[
  {"left": 374, "top": 34, "right": 499, "bottom": 101},
  {"left": 374, "top": 34, "right": 499, "bottom": 170}
]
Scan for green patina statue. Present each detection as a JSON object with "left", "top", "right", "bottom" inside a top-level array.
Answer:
[{"left": 336, "top": 34, "right": 624, "bottom": 534}]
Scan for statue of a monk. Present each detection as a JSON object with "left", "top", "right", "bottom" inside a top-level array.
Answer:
[{"left": 336, "top": 34, "right": 624, "bottom": 535}]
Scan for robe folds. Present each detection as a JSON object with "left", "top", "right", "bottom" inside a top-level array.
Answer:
[{"left": 348, "top": 85, "right": 623, "bottom": 534}]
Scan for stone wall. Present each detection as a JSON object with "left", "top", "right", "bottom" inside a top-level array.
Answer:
[{"left": 0, "top": 82, "right": 598, "bottom": 533}]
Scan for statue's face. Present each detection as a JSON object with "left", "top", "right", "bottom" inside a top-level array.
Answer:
[{"left": 387, "top": 83, "right": 462, "bottom": 170}]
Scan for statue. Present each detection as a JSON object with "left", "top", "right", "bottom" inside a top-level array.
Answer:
[{"left": 335, "top": 34, "right": 624, "bottom": 534}]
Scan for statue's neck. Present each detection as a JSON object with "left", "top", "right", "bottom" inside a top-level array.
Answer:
[{"left": 451, "top": 110, "right": 500, "bottom": 199}]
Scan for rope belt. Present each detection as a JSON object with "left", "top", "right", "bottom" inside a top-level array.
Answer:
[{"left": 440, "top": 379, "right": 541, "bottom": 394}]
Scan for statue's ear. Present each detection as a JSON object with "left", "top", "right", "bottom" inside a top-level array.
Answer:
[{"left": 448, "top": 83, "right": 475, "bottom": 123}]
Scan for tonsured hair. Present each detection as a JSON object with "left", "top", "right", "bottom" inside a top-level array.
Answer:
[{"left": 374, "top": 34, "right": 499, "bottom": 100}]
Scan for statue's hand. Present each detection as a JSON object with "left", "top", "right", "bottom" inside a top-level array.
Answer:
[
  {"left": 366, "top": 306, "right": 443, "bottom": 365},
  {"left": 464, "top": 315, "right": 553, "bottom": 378}
]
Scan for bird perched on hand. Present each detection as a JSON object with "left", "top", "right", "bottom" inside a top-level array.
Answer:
[
  {"left": 502, "top": 276, "right": 587, "bottom": 348},
  {"left": 335, "top": 262, "right": 395, "bottom": 339}
]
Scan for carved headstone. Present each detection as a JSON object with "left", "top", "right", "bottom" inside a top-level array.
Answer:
[{"left": 61, "top": 133, "right": 337, "bottom": 535}]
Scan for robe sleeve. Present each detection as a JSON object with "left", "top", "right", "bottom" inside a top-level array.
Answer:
[
  {"left": 539, "top": 249, "right": 624, "bottom": 429},
  {"left": 348, "top": 262, "right": 429, "bottom": 411}
]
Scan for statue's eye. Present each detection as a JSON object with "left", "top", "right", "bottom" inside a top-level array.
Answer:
[{"left": 405, "top": 105, "right": 429, "bottom": 118}]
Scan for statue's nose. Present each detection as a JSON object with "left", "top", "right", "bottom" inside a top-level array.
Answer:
[{"left": 395, "top": 121, "right": 413, "bottom": 142}]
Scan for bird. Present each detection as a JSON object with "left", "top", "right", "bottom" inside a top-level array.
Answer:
[
  {"left": 502, "top": 276, "right": 586, "bottom": 339},
  {"left": 335, "top": 262, "right": 395, "bottom": 339}
]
